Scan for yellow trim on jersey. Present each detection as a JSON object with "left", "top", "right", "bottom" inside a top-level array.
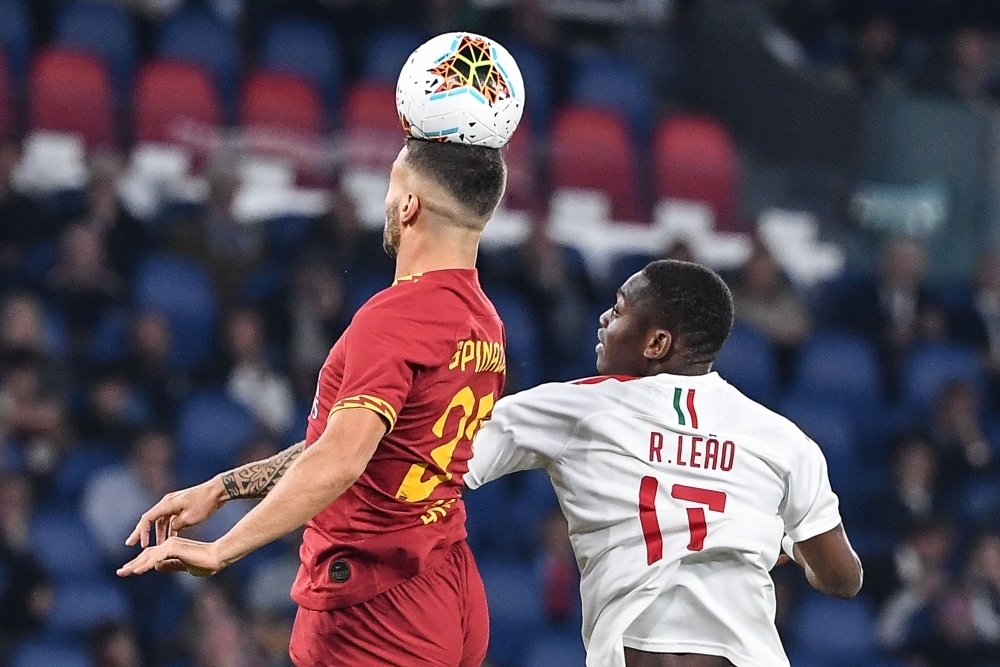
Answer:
[
  {"left": 392, "top": 273, "right": 424, "bottom": 286},
  {"left": 328, "top": 394, "right": 398, "bottom": 432}
]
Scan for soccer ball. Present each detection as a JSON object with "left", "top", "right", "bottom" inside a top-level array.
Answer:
[{"left": 396, "top": 32, "right": 525, "bottom": 149}]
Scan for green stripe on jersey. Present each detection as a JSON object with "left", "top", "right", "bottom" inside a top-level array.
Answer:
[{"left": 672, "top": 387, "right": 686, "bottom": 426}]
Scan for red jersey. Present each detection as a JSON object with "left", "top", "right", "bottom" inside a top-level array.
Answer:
[{"left": 291, "top": 268, "right": 506, "bottom": 611}]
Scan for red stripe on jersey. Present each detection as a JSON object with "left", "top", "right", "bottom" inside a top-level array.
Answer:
[
  {"left": 638, "top": 476, "right": 662, "bottom": 565},
  {"left": 687, "top": 388, "right": 699, "bottom": 429},
  {"left": 572, "top": 375, "right": 640, "bottom": 385}
]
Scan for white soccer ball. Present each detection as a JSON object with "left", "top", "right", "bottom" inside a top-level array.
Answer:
[{"left": 396, "top": 32, "right": 525, "bottom": 149}]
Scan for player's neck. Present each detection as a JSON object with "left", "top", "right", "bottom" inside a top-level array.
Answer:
[{"left": 394, "top": 228, "right": 481, "bottom": 279}]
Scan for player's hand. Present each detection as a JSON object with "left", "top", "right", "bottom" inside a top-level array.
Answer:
[
  {"left": 117, "top": 536, "right": 223, "bottom": 578},
  {"left": 125, "top": 477, "right": 228, "bottom": 549}
]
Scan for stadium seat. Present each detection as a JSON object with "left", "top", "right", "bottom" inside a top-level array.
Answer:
[
  {"left": 778, "top": 399, "right": 856, "bottom": 472},
  {"left": 0, "top": 0, "right": 30, "bottom": 81},
  {"left": 134, "top": 59, "right": 221, "bottom": 146},
  {"left": 0, "top": 48, "right": 11, "bottom": 140},
  {"left": 52, "top": 445, "right": 123, "bottom": 509},
  {"left": 28, "top": 48, "right": 115, "bottom": 149},
  {"left": 654, "top": 115, "right": 739, "bottom": 231},
  {"left": 524, "top": 635, "right": 588, "bottom": 667},
  {"left": 363, "top": 28, "right": 427, "bottom": 83},
  {"left": 712, "top": 324, "right": 778, "bottom": 406},
  {"left": 572, "top": 53, "right": 654, "bottom": 137},
  {"left": 488, "top": 289, "right": 543, "bottom": 391},
  {"left": 241, "top": 70, "right": 322, "bottom": 138},
  {"left": 133, "top": 254, "right": 217, "bottom": 368},
  {"left": 12, "top": 642, "right": 92, "bottom": 667},
  {"left": 550, "top": 105, "right": 644, "bottom": 222},
  {"left": 157, "top": 9, "right": 240, "bottom": 106},
  {"left": 792, "top": 593, "right": 876, "bottom": 664},
  {"left": 54, "top": 1, "right": 136, "bottom": 92},
  {"left": 176, "top": 391, "right": 256, "bottom": 477},
  {"left": 47, "top": 582, "right": 131, "bottom": 634},
  {"left": 343, "top": 81, "right": 402, "bottom": 168},
  {"left": 29, "top": 513, "right": 104, "bottom": 582},
  {"left": 504, "top": 39, "right": 552, "bottom": 130},
  {"left": 793, "top": 333, "right": 883, "bottom": 403},
  {"left": 479, "top": 560, "right": 545, "bottom": 667},
  {"left": 466, "top": 469, "right": 557, "bottom": 561},
  {"left": 261, "top": 19, "right": 341, "bottom": 107},
  {"left": 902, "top": 343, "right": 984, "bottom": 407}
]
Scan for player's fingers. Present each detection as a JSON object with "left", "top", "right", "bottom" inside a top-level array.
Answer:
[
  {"left": 154, "top": 558, "right": 187, "bottom": 573},
  {"left": 117, "top": 548, "right": 156, "bottom": 577},
  {"left": 155, "top": 516, "right": 169, "bottom": 545}
]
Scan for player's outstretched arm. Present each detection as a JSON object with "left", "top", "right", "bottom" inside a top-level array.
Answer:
[
  {"left": 790, "top": 524, "right": 863, "bottom": 600},
  {"left": 124, "top": 441, "right": 306, "bottom": 549},
  {"left": 117, "top": 410, "right": 385, "bottom": 578}
]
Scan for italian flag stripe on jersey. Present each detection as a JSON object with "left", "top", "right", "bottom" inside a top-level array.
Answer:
[{"left": 672, "top": 387, "right": 699, "bottom": 428}]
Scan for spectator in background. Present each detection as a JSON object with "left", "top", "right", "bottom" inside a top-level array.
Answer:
[
  {"left": 90, "top": 622, "right": 144, "bottom": 667},
  {"left": 0, "top": 141, "right": 50, "bottom": 285},
  {"left": 77, "top": 153, "right": 151, "bottom": 280},
  {"left": 929, "top": 380, "right": 995, "bottom": 493},
  {"left": 730, "top": 241, "right": 811, "bottom": 381},
  {"left": 947, "top": 26, "right": 995, "bottom": 106},
  {"left": 77, "top": 369, "right": 150, "bottom": 452},
  {"left": 839, "top": 237, "right": 946, "bottom": 394},
  {"left": 82, "top": 431, "right": 175, "bottom": 562},
  {"left": 830, "top": 14, "right": 905, "bottom": 93},
  {"left": 181, "top": 584, "right": 255, "bottom": 667},
  {"left": 536, "top": 508, "right": 579, "bottom": 627},
  {"left": 0, "top": 473, "right": 52, "bottom": 659},
  {"left": 878, "top": 518, "right": 955, "bottom": 651},
  {"left": 0, "top": 359, "right": 66, "bottom": 480},
  {"left": 950, "top": 249, "right": 1000, "bottom": 407},
  {"left": 910, "top": 586, "right": 999, "bottom": 667},
  {"left": 45, "top": 225, "right": 124, "bottom": 351},
  {"left": 0, "top": 292, "right": 62, "bottom": 382},
  {"left": 966, "top": 532, "right": 1000, "bottom": 642},
  {"left": 217, "top": 308, "right": 295, "bottom": 437},
  {"left": 865, "top": 434, "right": 941, "bottom": 540},
  {"left": 170, "top": 165, "right": 263, "bottom": 311},
  {"left": 125, "top": 311, "right": 189, "bottom": 425}
]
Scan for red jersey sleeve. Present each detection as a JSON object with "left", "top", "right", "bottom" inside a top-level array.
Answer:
[{"left": 327, "top": 297, "right": 432, "bottom": 432}]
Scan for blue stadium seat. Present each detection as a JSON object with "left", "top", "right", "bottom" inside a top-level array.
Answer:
[
  {"left": 504, "top": 39, "right": 552, "bottom": 130},
  {"left": 779, "top": 399, "right": 855, "bottom": 465},
  {"left": 902, "top": 343, "right": 984, "bottom": 407},
  {"left": 793, "top": 333, "right": 882, "bottom": 404},
  {"left": 29, "top": 513, "right": 105, "bottom": 582},
  {"left": 524, "top": 635, "right": 587, "bottom": 667},
  {"left": 791, "top": 594, "right": 876, "bottom": 665},
  {"left": 480, "top": 560, "right": 545, "bottom": 667},
  {"left": 266, "top": 214, "right": 314, "bottom": 265},
  {"left": 134, "top": 254, "right": 217, "bottom": 369},
  {"left": 0, "top": 0, "right": 30, "bottom": 81},
  {"left": 363, "top": 28, "right": 427, "bottom": 83},
  {"left": 960, "top": 476, "right": 1000, "bottom": 524},
  {"left": 41, "top": 305, "right": 70, "bottom": 359},
  {"left": 608, "top": 252, "right": 654, "bottom": 299},
  {"left": 262, "top": 19, "right": 341, "bottom": 107},
  {"left": 47, "top": 582, "right": 131, "bottom": 634},
  {"left": 176, "top": 391, "right": 256, "bottom": 478},
  {"left": 712, "top": 324, "right": 778, "bottom": 406},
  {"left": 466, "top": 469, "right": 557, "bottom": 561},
  {"left": 572, "top": 53, "right": 655, "bottom": 137},
  {"left": 158, "top": 9, "right": 239, "bottom": 106},
  {"left": 488, "top": 289, "right": 543, "bottom": 391},
  {"left": 88, "top": 308, "right": 129, "bottom": 363},
  {"left": 12, "top": 641, "right": 92, "bottom": 667},
  {"left": 52, "top": 445, "right": 124, "bottom": 510},
  {"left": 54, "top": 1, "right": 136, "bottom": 91}
]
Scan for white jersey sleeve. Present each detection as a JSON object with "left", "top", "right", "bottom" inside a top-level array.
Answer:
[
  {"left": 779, "top": 433, "right": 843, "bottom": 542},
  {"left": 465, "top": 381, "right": 595, "bottom": 489}
]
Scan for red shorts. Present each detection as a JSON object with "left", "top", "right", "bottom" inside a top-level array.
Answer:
[{"left": 289, "top": 540, "right": 489, "bottom": 667}]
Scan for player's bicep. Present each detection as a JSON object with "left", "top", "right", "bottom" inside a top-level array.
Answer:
[{"left": 313, "top": 407, "right": 388, "bottom": 480}]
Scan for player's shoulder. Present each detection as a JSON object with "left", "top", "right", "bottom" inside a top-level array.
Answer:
[{"left": 713, "top": 378, "right": 813, "bottom": 449}]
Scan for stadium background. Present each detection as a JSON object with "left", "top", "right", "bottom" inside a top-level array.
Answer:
[{"left": 1, "top": 0, "right": 1000, "bottom": 666}]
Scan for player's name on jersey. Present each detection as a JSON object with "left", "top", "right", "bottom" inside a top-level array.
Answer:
[
  {"left": 448, "top": 339, "right": 507, "bottom": 374},
  {"left": 649, "top": 431, "right": 736, "bottom": 472}
]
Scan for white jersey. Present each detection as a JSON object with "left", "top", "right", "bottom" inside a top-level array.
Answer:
[{"left": 465, "top": 372, "right": 842, "bottom": 667}]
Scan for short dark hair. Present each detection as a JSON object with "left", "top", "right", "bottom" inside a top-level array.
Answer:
[
  {"left": 640, "top": 260, "right": 734, "bottom": 365},
  {"left": 405, "top": 138, "right": 507, "bottom": 218}
]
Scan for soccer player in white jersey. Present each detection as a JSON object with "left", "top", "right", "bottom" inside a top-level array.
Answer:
[{"left": 466, "top": 260, "right": 863, "bottom": 667}]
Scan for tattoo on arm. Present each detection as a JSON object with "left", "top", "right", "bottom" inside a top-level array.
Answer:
[{"left": 221, "top": 441, "right": 306, "bottom": 500}]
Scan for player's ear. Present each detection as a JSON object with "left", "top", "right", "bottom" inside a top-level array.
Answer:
[
  {"left": 644, "top": 329, "right": 671, "bottom": 361},
  {"left": 399, "top": 192, "right": 420, "bottom": 226}
]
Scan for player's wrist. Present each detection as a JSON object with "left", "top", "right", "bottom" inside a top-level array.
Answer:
[{"left": 207, "top": 475, "right": 231, "bottom": 507}]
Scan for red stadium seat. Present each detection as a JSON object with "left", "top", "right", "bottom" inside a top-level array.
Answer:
[
  {"left": 29, "top": 48, "right": 115, "bottom": 148},
  {"left": 654, "top": 114, "right": 739, "bottom": 231},
  {"left": 549, "top": 105, "right": 643, "bottom": 221},
  {"left": 342, "top": 81, "right": 403, "bottom": 168},
  {"left": 241, "top": 70, "right": 322, "bottom": 137},
  {"left": 134, "top": 59, "right": 220, "bottom": 146},
  {"left": 0, "top": 49, "right": 11, "bottom": 140}
]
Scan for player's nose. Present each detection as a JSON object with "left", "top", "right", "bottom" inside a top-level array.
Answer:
[{"left": 599, "top": 308, "right": 611, "bottom": 328}]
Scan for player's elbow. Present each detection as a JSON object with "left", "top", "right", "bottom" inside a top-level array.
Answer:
[{"left": 820, "top": 560, "right": 864, "bottom": 600}]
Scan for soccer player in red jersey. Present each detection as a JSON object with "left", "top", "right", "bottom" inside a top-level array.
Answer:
[{"left": 117, "top": 139, "right": 509, "bottom": 666}]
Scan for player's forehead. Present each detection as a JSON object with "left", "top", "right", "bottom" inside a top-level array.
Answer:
[{"left": 619, "top": 271, "right": 650, "bottom": 305}]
